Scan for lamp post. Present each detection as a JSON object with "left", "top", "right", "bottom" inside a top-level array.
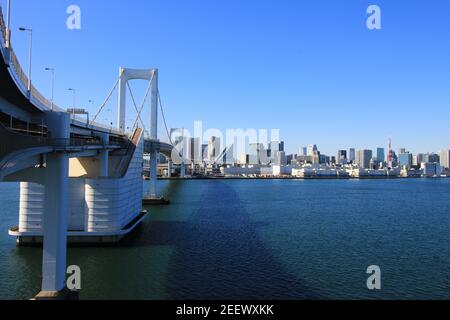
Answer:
[
  {"left": 18, "top": 27, "right": 32, "bottom": 91},
  {"left": 87, "top": 100, "right": 95, "bottom": 125},
  {"left": 45, "top": 68, "right": 55, "bottom": 110},
  {"left": 6, "top": 0, "right": 11, "bottom": 48},
  {"left": 68, "top": 88, "right": 76, "bottom": 116}
]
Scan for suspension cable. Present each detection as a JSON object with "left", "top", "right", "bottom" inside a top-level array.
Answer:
[
  {"left": 126, "top": 82, "right": 147, "bottom": 132},
  {"left": 158, "top": 91, "right": 173, "bottom": 146},
  {"left": 130, "top": 73, "right": 154, "bottom": 134},
  {"left": 91, "top": 76, "right": 120, "bottom": 124}
]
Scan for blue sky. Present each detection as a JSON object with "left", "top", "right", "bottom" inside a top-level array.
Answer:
[{"left": 2, "top": 0, "right": 450, "bottom": 155}]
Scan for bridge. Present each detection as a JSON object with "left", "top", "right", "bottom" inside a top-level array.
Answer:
[{"left": 0, "top": 4, "right": 180, "bottom": 298}]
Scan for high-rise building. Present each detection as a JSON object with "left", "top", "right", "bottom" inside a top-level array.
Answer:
[
  {"left": 170, "top": 128, "right": 189, "bottom": 163},
  {"left": 269, "top": 141, "right": 284, "bottom": 162},
  {"left": 349, "top": 148, "right": 356, "bottom": 163},
  {"left": 307, "top": 144, "right": 318, "bottom": 156},
  {"left": 319, "top": 154, "right": 330, "bottom": 164},
  {"left": 238, "top": 153, "right": 248, "bottom": 165},
  {"left": 356, "top": 149, "right": 373, "bottom": 169},
  {"left": 274, "top": 151, "right": 287, "bottom": 166},
  {"left": 399, "top": 152, "right": 413, "bottom": 169},
  {"left": 208, "top": 136, "right": 221, "bottom": 163},
  {"left": 439, "top": 150, "right": 450, "bottom": 169},
  {"left": 299, "top": 147, "right": 307, "bottom": 156},
  {"left": 190, "top": 138, "right": 201, "bottom": 164},
  {"left": 248, "top": 143, "right": 264, "bottom": 165},
  {"left": 428, "top": 153, "right": 440, "bottom": 164},
  {"left": 415, "top": 153, "right": 426, "bottom": 166},
  {"left": 337, "top": 150, "right": 347, "bottom": 165},
  {"left": 201, "top": 144, "right": 208, "bottom": 161},
  {"left": 421, "top": 162, "right": 442, "bottom": 177},
  {"left": 376, "top": 148, "right": 385, "bottom": 163}
]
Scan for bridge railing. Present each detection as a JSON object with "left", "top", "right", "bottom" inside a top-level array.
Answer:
[
  {"left": 0, "top": 6, "right": 6, "bottom": 45},
  {"left": 50, "top": 137, "right": 129, "bottom": 149},
  {"left": 30, "top": 85, "right": 52, "bottom": 109},
  {"left": 0, "top": 122, "right": 49, "bottom": 161},
  {"left": 9, "top": 49, "right": 30, "bottom": 91}
]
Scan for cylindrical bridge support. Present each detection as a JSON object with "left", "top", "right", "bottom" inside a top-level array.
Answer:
[
  {"left": 99, "top": 133, "right": 109, "bottom": 177},
  {"left": 38, "top": 111, "right": 70, "bottom": 297},
  {"left": 41, "top": 153, "right": 69, "bottom": 293},
  {"left": 149, "top": 147, "right": 158, "bottom": 199}
]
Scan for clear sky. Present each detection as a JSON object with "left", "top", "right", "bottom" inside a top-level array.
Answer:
[{"left": 2, "top": 0, "right": 450, "bottom": 155}]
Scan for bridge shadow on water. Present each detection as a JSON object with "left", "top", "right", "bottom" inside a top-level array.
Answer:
[{"left": 123, "top": 180, "right": 324, "bottom": 300}]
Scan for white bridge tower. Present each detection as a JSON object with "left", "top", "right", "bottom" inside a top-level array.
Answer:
[{"left": 118, "top": 68, "right": 160, "bottom": 199}]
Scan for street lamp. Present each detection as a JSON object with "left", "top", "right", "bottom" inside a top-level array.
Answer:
[
  {"left": 87, "top": 100, "right": 95, "bottom": 124},
  {"left": 88, "top": 99, "right": 95, "bottom": 111},
  {"left": 45, "top": 67, "right": 55, "bottom": 110},
  {"left": 6, "top": 0, "right": 11, "bottom": 48},
  {"left": 68, "top": 88, "right": 76, "bottom": 116},
  {"left": 18, "top": 27, "right": 32, "bottom": 91}
]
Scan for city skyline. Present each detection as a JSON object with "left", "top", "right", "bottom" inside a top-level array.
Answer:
[
  {"left": 170, "top": 132, "right": 449, "bottom": 170},
  {"left": 4, "top": 0, "right": 450, "bottom": 156}
]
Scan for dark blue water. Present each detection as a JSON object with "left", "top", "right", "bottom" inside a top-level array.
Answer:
[{"left": 0, "top": 179, "right": 449, "bottom": 300}]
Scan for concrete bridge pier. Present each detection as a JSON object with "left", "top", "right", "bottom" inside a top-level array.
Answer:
[
  {"left": 149, "top": 147, "right": 158, "bottom": 199},
  {"left": 99, "top": 133, "right": 109, "bottom": 177},
  {"left": 35, "top": 112, "right": 73, "bottom": 299}
]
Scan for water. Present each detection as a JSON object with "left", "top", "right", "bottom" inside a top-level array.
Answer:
[{"left": 0, "top": 179, "right": 449, "bottom": 300}]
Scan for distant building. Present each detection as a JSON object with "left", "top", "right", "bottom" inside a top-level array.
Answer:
[
  {"left": 399, "top": 152, "right": 413, "bottom": 169},
  {"left": 269, "top": 141, "right": 284, "bottom": 162},
  {"left": 439, "top": 150, "right": 450, "bottom": 169},
  {"left": 286, "top": 154, "right": 295, "bottom": 165},
  {"left": 274, "top": 151, "right": 287, "bottom": 166},
  {"left": 248, "top": 143, "right": 261, "bottom": 165},
  {"left": 299, "top": 147, "right": 307, "bottom": 156},
  {"left": 319, "top": 154, "right": 330, "bottom": 165},
  {"left": 349, "top": 148, "right": 356, "bottom": 163},
  {"left": 170, "top": 128, "right": 189, "bottom": 162},
  {"left": 377, "top": 148, "right": 385, "bottom": 163},
  {"left": 208, "top": 136, "right": 221, "bottom": 163},
  {"left": 307, "top": 144, "right": 318, "bottom": 156},
  {"left": 427, "top": 153, "right": 440, "bottom": 164},
  {"left": 337, "top": 150, "right": 347, "bottom": 165},
  {"left": 201, "top": 144, "right": 208, "bottom": 161},
  {"left": 238, "top": 153, "right": 249, "bottom": 165},
  {"left": 190, "top": 137, "right": 201, "bottom": 164},
  {"left": 356, "top": 149, "right": 373, "bottom": 169},
  {"left": 413, "top": 153, "right": 426, "bottom": 166},
  {"left": 421, "top": 162, "right": 442, "bottom": 177}
]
